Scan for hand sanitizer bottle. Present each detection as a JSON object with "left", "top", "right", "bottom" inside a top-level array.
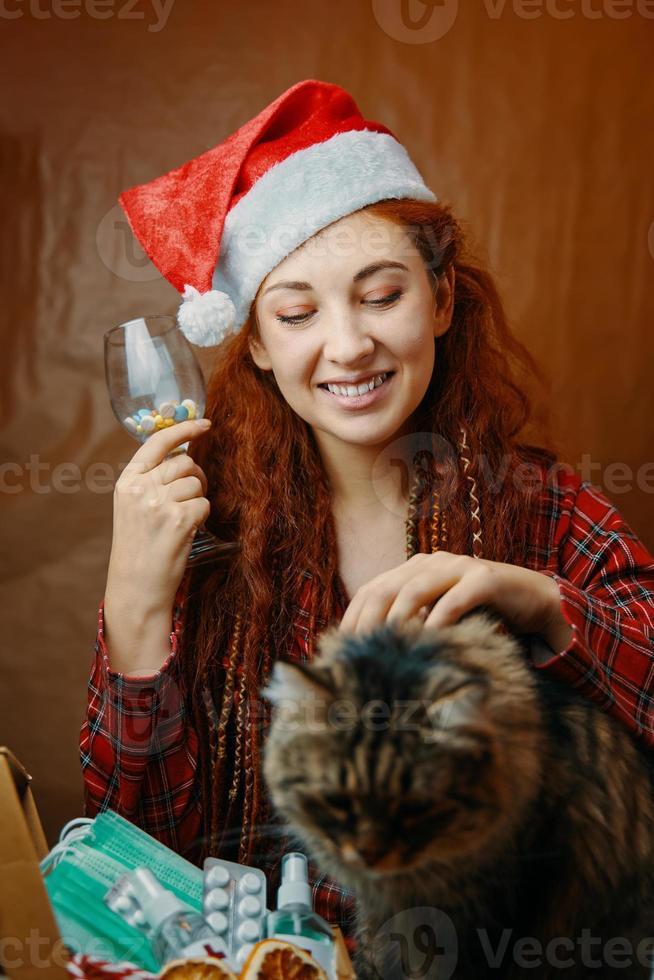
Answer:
[
  {"left": 129, "top": 867, "right": 229, "bottom": 967},
  {"left": 266, "top": 853, "right": 335, "bottom": 978}
]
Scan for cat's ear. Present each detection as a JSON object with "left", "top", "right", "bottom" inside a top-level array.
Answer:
[{"left": 262, "top": 660, "right": 335, "bottom": 708}]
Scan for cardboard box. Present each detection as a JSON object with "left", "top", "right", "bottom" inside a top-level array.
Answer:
[
  {"left": 0, "top": 747, "right": 70, "bottom": 980},
  {"left": 0, "top": 746, "right": 357, "bottom": 979}
]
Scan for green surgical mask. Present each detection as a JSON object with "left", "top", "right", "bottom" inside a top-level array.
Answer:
[
  {"left": 44, "top": 857, "right": 158, "bottom": 972},
  {"left": 41, "top": 809, "right": 204, "bottom": 971},
  {"left": 88, "top": 810, "right": 204, "bottom": 904}
]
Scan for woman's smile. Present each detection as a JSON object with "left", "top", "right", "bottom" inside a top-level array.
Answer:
[{"left": 316, "top": 370, "right": 396, "bottom": 410}]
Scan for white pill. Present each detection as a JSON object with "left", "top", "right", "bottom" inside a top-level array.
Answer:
[
  {"left": 181, "top": 398, "right": 197, "bottom": 412},
  {"left": 237, "top": 920, "right": 260, "bottom": 944},
  {"left": 206, "top": 911, "right": 228, "bottom": 934},
  {"left": 158, "top": 401, "right": 176, "bottom": 419},
  {"left": 131, "top": 909, "right": 146, "bottom": 926},
  {"left": 239, "top": 872, "right": 261, "bottom": 895},
  {"left": 238, "top": 896, "right": 261, "bottom": 918},
  {"left": 205, "top": 865, "right": 230, "bottom": 888},
  {"left": 123, "top": 417, "right": 138, "bottom": 435},
  {"left": 204, "top": 887, "right": 229, "bottom": 912},
  {"left": 112, "top": 894, "right": 132, "bottom": 913},
  {"left": 140, "top": 415, "right": 156, "bottom": 434},
  {"left": 236, "top": 945, "right": 254, "bottom": 967}
]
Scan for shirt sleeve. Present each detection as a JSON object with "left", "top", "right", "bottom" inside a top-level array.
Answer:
[
  {"left": 79, "top": 580, "right": 203, "bottom": 863},
  {"left": 529, "top": 475, "right": 654, "bottom": 748}
]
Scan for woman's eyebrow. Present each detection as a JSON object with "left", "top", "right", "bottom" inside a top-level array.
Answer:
[{"left": 261, "top": 260, "right": 409, "bottom": 297}]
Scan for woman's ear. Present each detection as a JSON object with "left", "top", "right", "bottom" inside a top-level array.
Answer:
[
  {"left": 248, "top": 335, "right": 273, "bottom": 371},
  {"left": 433, "top": 265, "right": 455, "bottom": 338}
]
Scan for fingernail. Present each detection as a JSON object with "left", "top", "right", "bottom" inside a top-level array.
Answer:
[{"left": 197, "top": 418, "right": 211, "bottom": 427}]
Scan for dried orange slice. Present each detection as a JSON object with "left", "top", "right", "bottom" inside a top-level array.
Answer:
[
  {"left": 158, "top": 956, "right": 238, "bottom": 979},
  {"left": 239, "top": 939, "right": 329, "bottom": 980}
]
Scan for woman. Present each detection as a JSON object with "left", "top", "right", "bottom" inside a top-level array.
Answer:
[{"left": 80, "top": 79, "right": 654, "bottom": 939}]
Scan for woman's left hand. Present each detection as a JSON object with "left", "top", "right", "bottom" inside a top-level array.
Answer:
[{"left": 337, "top": 552, "right": 573, "bottom": 652}]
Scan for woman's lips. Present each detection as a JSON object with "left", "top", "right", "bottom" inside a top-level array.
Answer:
[{"left": 317, "top": 371, "right": 395, "bottom": 410}]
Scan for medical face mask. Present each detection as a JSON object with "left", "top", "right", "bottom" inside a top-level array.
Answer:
[
  {"left": 41, "top": 810, "right": 204, "bottom": 970},
  {"left": 44, "top": 856, "right": 158, "bottom": 972}
]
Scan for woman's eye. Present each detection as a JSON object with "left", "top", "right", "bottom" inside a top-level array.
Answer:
[
  {"left": 276, "top": 310, "right": 313, "bottom": 325},
  {"left": 366, "top": 289, "right": 403, "bottom": 307},
  {"left": 275, "top": 290, "right": 403, "bottom": 325}
]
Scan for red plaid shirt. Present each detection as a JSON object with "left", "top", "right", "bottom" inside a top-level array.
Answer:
[{"left": 80, "top": 464, "right": 654, "bottom": 939}]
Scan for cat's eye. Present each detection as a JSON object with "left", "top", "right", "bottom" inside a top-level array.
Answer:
[
  {"left": 400, "top": 800, "right": 434, "bottom": 820},
  {"left": 429, "top": 806, "right": 459, "bottom": 832},
  {"left": 324, "top": 792, "right": 351, "bottom": 813}
]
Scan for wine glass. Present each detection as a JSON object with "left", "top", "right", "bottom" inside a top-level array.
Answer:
[{"left": 104, "top": 314, "right": 237, "bottom": 566}]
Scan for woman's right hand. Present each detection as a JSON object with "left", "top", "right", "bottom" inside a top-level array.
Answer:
[{"left": 105, "top": 418, "right": 213, "bottom": 616}]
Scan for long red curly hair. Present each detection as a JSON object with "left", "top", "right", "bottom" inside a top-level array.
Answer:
[{"left": 179, "top": 197, "right": 558, "bottom": 868}]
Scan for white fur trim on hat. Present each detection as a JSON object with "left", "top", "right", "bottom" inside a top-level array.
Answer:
[
  {"left": 176, "top": 283, "right": 237, "bottom": 347},
  {"left": 212, "top": 129, "right": 437, "bottom": 329}
]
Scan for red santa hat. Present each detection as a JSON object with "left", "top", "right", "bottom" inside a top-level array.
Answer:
[{"left": 118, "top": 78, "right": 437, "bottom": 346}]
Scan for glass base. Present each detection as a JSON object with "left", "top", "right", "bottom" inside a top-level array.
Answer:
[{"left": 187, "top": 526, "right": 239, "bottom": 567}]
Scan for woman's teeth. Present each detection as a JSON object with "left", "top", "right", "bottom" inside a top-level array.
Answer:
[{"left": 323, "top": 371, "right": 391, "bottom": 397}]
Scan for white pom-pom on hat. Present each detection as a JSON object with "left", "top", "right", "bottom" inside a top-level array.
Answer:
[{"left": 176, "top": 283, "right": 237, "bottom": 347}]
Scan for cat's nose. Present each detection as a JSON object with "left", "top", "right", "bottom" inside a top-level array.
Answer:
[{"left": 358, "top": 842, "right": 389, "bottom": 867}]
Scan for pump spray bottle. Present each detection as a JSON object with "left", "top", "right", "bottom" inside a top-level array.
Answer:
[
  {"left": 127, "top": 867, "right": 230, "bottom": 966},
  {"left": 266, "top": 852, "right": 335, "bottom": 978}
]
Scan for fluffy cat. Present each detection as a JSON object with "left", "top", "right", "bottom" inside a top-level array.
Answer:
[{"left": 262, "top": 611, "right": 654, "bottom": 979}]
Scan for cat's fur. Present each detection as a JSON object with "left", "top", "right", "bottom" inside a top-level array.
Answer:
[{"left": 262, "top": 611, "right": 654, "bottom": 979}]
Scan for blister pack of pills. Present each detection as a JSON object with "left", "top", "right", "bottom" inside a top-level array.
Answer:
[
  {"left": 202, "top": 857, "right": 268, "bottom": 969},
  {"left": 104, "top": 874, "right": 150, "bottom": 934}
]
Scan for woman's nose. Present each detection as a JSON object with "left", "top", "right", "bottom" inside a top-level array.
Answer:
[{"left": 321, "top": 312, "right": 376, "bottom": 363}]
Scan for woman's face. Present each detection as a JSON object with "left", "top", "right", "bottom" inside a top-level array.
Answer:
[{"left": 249, "top": 210, "right": 454, "bottom": 452}]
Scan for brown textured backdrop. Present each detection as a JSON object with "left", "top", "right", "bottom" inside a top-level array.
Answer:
[{"left": 1, "top": 0, "right": 653, "bottom": 846}]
